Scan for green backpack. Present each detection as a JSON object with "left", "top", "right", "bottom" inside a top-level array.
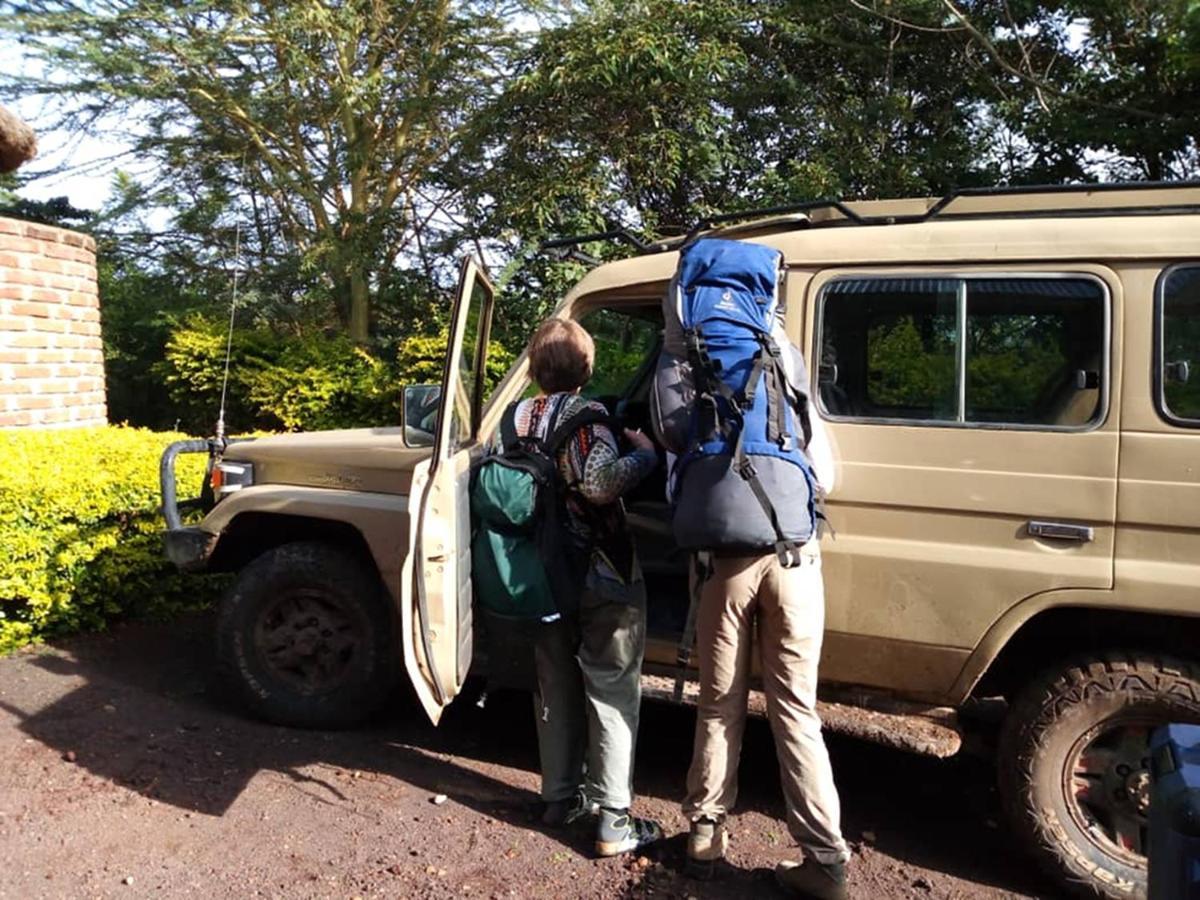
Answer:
[{"left": 470, "top": 402, "right": 620, "bottom": 620}]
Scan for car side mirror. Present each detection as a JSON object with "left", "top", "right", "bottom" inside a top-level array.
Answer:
[
  {"left": 402, "top": 384, "right": 441, "bottom": 447},
  {"left": 1165, "top": 360, "right": 1191, "bottom": 385}
]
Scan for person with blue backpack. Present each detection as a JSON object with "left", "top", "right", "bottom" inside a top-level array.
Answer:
[
  {"left": 472, "top": 317, "right": 665, "bottom": 857},
  {"left": 651, "top": 239, "right": 852, "bottom": 899}
]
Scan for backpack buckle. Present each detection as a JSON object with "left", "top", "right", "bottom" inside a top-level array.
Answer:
[
  {"left": 775, "top": 540, "right": 804, "bottom": 569},
  {"left": 734, "top": 457, "right": 757, "bottom": 480},
  {"left": 757, "top": 333, "right": 782, "bottom": 358}
]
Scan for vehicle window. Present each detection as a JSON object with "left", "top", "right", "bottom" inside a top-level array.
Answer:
[
  {"left": 820, "top": 278, "right": 959, "bottom": 421},
  {"left": 450, "top": 275, "right": 490, "bottom": 450},
  {"left": 577, "top": 307, "right": 662, "bottom": 399},
  {"left": 1159, "top": 265, "right": 1200, "bottom": 425},
  {"left": 965, "top": 279, "right": 1105, "bottom": 427},
  {"left": 819, "top": 275, "right": 1106, "bottom": 429}
]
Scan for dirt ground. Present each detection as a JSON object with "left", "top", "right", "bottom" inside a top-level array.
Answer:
[{"left": 0, "top": 614, "right": 1063, "bottom": 899}]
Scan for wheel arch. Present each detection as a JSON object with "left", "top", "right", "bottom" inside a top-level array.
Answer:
[
  {"left": 959, "top": 596, "right": 1200, "bottom": 702},
  {"left": 198, "top": 485, "right": 407, "bottom": 611},
  {"left": 209, "top": 511, "right": 373, "bottom": 572}
]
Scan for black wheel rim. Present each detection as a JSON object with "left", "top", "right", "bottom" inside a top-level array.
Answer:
[
  {"left": 1063, "top": 715, "right": 1156, "bottom": 868},
  {"left": 253, "top": 588, "right": 366, "bottom": 694}
]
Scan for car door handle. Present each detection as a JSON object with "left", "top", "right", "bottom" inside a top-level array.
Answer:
[{"left": 1027, "top": 520, "right": 1094, "bottom": 543}]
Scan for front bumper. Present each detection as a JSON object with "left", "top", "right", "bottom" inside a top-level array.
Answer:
[
  {"left": 159, "top": 438, "right": 244, "bottom": 572},
  {"left": 164, "top": 526, "right": 219, "bottom": 571}
]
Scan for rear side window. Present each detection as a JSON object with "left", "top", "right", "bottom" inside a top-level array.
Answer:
[
  {"left": 1158, "top": 265, "right": 1200, "bottom": 426},
  {"left": 818, "top": 275, "right": 1107, "bottom": 429}
]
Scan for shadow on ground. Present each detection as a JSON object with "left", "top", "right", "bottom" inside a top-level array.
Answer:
[{"left": 0, "top": 612, "right": 1057, "bottom": 898}]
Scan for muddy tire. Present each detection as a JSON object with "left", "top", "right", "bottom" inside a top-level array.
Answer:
[
  {"left": 215, "top": 541, "right": 395, "bottom": 729},
  {"left": 998, "top": 654, "right": 1200, "bottom": 899}
]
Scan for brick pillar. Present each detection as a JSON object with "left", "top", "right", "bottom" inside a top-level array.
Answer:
[{"left": 0, "top": 217, "right": 106, "bottom": 428}]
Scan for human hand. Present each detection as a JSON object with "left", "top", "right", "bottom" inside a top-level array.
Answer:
[{"left": 624, "top": 428, "right": 654, "bottom": 452}]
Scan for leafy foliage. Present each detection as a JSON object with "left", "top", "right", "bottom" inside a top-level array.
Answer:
[
  {"left": 464, "top": 0, "right": 1000, "bottom": 240},
  {"left": 6, "top": 0, "right": 513, "bottom": 340},
  {"left": 921, "top": 0, "right": 1200, "bottom": 181},
  {"left": 0, "top": 427, "right": 220, "bottom": 653},
  {"left": 7, "top": 0, "right": 1200, "bottom": 440},
  {"left": 1163, "top": 265, "right": 1200, "bottom": 420},
  {"left": 579, "top": 307, "right": 662, "bottom": 398},
  {"left": 158, "top": 315, "right": 515, "bottom": 434},
  {"left": 866, "top": 315, "right": 958, "bottom": 415}
]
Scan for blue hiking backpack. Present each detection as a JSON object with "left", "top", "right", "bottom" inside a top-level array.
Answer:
[{"left": 650, "top": 238, "right": 820, "bottom": 567}]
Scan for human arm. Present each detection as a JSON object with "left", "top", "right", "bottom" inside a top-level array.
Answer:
[{"left": 576, "top": 424, "right": 657, "bottom": 506}]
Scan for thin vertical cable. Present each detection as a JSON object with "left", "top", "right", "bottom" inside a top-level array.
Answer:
[{"left": 215, "top": 156, "right": 246, "bottom": 442}]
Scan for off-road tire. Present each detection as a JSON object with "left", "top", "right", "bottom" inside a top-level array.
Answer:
[
  {"left": 215, "top": 541, "right": 395, "bottom": 729},
  {"left": 998, "top": 653, "right": 1200, "bottom": 899}
]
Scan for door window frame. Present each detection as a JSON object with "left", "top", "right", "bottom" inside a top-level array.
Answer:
[
  {"left": 430, "top": 259, "right": 494, "bottom": 464},
  {"left": 1153, "top": 262, "right": 1200, "bottom": 430},
  {"left": 812, "top": 269, "right": 1113, "bottom": 433}
]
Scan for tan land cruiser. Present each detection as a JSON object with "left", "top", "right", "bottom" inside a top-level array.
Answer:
[{"left": 160, "top": 182, "right": 1200, "bottom": 899}]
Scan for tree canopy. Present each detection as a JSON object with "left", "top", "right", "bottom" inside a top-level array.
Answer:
[
  {"left": 2, "top": 0, "right": 1197, "bottom": 427},
  {"left": 6, "top": 0, "right": 513, "bottom": 340}
]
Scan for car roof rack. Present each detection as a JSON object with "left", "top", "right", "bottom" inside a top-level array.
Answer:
[
  {"left": 540, "top": 227, "right": 656, "bottom": 265},
  {"left": 540, "top": 180, "right": 1200, "bottom": 258}
]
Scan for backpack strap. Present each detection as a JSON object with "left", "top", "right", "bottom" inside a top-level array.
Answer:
[
  {"left": 674, "top": 551, "right": 711, "bottom": 702},
  {"left": 757, "top": 334, "right": 809, "bottom": 450},
  {"left": 730, "top": 422, "right": 805, "bottom": 568},
  {"left": 683, "top": 327, "right": 805, "bottom": 568},
  {"left": 499, "top": 402, "right": 521, "bottom": 450},
  {"left": 542, "top": 405, "right": 623, "bottom": 457},
  {"left": 684, "top": 326, "right": 759, "bottom": 441}
]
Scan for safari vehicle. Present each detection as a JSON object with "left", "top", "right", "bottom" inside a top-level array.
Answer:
[{"left": 161, "top": 182, "right": 1200, "bottom": 899}]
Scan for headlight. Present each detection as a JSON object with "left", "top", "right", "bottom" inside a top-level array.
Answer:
[{"left": 211, "top": 460, "right": 254, "bottom": 497}]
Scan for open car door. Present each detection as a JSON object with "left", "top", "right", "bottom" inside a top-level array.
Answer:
[{"left": 402, "top": 258, "right": 494, "bottom": 724}]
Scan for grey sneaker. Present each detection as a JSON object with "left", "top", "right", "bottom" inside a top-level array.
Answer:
[
  {"left": 594, "top": 807, "right": 664, "bottom": 857},
  {"left": 775, "top": 858, "right": 848, "bottom": 900},
  {"left": 541, "top": 788, "right": 599, "bottom": 828},
  {"left": 684, "top": 816, "right": 729, "bottom": 880}
]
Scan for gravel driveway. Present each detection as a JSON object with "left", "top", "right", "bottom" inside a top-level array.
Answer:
[{"left": 0, "top": 614, "right": 1061, "bottom": 899}]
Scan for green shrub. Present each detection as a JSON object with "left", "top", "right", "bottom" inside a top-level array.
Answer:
[
  {"left": 0, "top": 426, "right": 223, "bottom": 653},
  {"left": 392, "top": 329, "right": 515, "bottom": 391},
  {"left": 160, "top": 316, "right": 515, "bottom": 435}
]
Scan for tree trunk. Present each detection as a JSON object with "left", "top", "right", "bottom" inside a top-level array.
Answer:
[{"left": 349, "top": 268, "right": 370, "bottom": 343}]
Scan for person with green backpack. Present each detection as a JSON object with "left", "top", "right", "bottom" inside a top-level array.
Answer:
[{"left": 471, "top": 317, "right": 664, "bottom": 857}]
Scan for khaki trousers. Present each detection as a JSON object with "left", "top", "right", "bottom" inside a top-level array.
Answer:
[{"left": 682, "top": 545, "right": 850, "bottom": 865}]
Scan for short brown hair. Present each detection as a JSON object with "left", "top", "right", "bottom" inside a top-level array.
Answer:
[{"left": 527, "top": 318, "right": 594, "bottom": 394}]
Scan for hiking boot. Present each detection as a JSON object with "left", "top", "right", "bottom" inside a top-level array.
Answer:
[
  {"left": 775, "top": 858, "right": 848, "bottom": 900},
  {"left": 594, "top": 807, "right": 664, "bottom": 857},
  {"left": 684, "top": 816, "right": 729, "bottom": 880},
  {"left": 541, "top": 788, "right": 599, "bottom": 828}
]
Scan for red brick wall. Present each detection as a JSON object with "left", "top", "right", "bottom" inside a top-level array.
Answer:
[{"left": 0, "top": 217, "right": 107, "bottom": 428}]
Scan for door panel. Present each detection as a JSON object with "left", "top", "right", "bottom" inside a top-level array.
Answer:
[
  {"left": 806, "top": 267, "right": 1121, "bottom": 697},
  {"left": 1115, "top": 264, "right": 1200, "bottom": 618},
  {"left": 402, "top": 258, "right": 493, "bottom": 724}
]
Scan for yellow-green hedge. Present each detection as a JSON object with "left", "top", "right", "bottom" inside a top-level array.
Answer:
[{"left": 0, "top": 426, "right": 223, "bottom": 653}]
